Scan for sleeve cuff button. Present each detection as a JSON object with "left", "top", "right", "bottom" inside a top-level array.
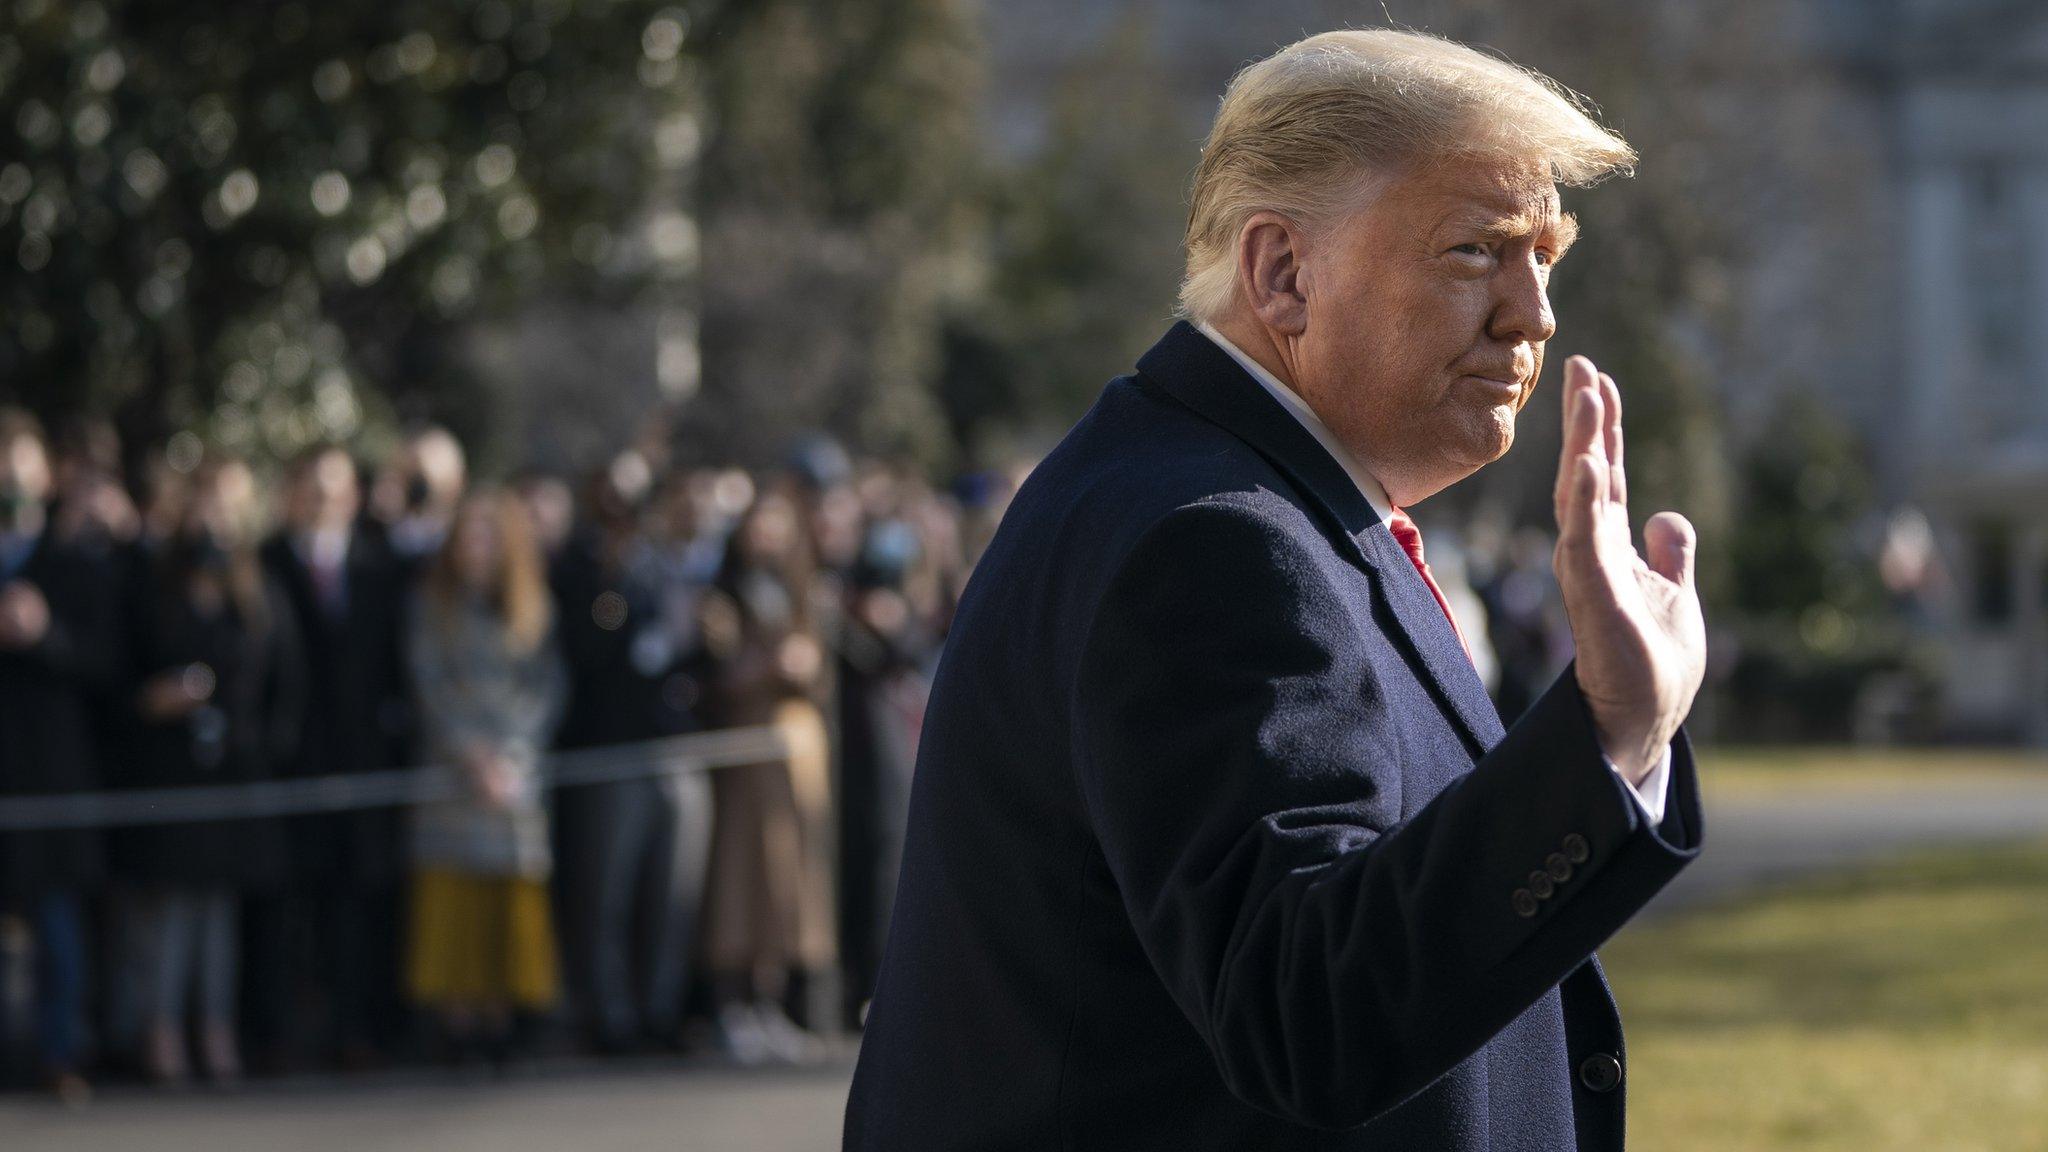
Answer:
[{"left": 1561, "top": 833, "right": 1590, "bottom": 864}]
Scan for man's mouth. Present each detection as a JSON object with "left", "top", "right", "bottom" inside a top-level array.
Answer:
[{"left": 1460, "top": 374, "right": 1523, "bottom": 398}]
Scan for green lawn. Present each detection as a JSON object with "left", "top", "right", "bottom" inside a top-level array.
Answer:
[{"left": 1603, "top": 840, "right": 2048, "bottom": 1150}]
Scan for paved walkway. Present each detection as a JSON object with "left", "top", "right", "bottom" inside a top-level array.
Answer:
[
  {"left": 6, "top": 771, "right": 2046, "bottom": 1151},
  {"left": 1644, "top": 772, "right": 2048, "bottom": 916},
  {"left": 0, "top": 1060, "right": 856, "bottom": 1152}
]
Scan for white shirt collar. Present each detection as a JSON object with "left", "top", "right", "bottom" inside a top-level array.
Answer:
[
  {"left": 1193, "top": 321, "right": 1395, "bottom": 525},
  {"left": 294, "top": 526, "right": 351, "bottom": 570}
]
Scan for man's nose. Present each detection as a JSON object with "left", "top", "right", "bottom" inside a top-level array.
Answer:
[{"left": 1488, "top": 260, "right": 1556, "bottom": 345}]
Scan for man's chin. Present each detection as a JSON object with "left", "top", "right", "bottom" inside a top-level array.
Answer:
[
  {"left": 1419, "top": 430, "right": 1513, "bottom": 500},
  {"left": 1489, "top": 423, "right": 1516, "bottom": 461},
  {"left": 1463, "top": 411, "right": 1516, "bottom": 466}
]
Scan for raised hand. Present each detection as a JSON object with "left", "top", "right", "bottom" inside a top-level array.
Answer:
[{"left": 1551, "top": 355, "right": 1707, "bottom": 784}]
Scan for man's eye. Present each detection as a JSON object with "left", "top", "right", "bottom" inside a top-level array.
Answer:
[
  {"left": 1450, "top": 243, "right": 1487, "bottom": 257},
  {"left": 1534, "top": 250, "right": 1554, "bottom": 267}
]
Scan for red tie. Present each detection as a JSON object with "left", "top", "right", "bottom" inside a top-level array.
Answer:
[{"left": 1385, "top": 506, "right": 1473, "bottom": 664}]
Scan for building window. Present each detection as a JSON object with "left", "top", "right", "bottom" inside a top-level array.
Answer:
[
  {"left": 1964, "top": 162, "right": 2033, "bottom": 442},
  {"left": 1969, "top": 518, "right": 2015, "bottom": 626}
]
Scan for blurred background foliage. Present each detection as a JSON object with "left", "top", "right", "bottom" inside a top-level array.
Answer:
[
  {"left": 0, "top": 0, "right": 700, "bottom": 466},
  {"left": 688, "top": 0, "right": 984, "bottom": 470},
  {"left": 0, "top": 0, "right": 1924, "bottom": 739}
]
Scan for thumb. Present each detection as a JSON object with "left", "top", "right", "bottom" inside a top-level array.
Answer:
[{"left": 1643, "top": 511, "right": 1697, "bottom": 589}]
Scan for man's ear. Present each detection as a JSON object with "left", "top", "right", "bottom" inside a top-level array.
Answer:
[{"left": 1235, "top": 211, "right": 1309, "bottom": 336}]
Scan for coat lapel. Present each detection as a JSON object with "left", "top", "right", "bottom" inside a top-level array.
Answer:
[
  {"left": 1350, "top": 518, "right": 1507, "bottom": 751},
  {"left": 1135, "top": 321, "right": 1506, "bottom": 755}
]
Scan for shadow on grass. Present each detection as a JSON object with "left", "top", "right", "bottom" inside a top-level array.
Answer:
[{"left": 1601, "top": 837, "right": 2048, "bottom": 1039}]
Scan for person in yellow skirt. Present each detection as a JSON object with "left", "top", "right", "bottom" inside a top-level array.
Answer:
[{"left": 403, "top": 489, "right": 566, "bottom": 1061}]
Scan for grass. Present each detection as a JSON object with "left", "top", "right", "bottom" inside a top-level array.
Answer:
[
  {"left": 1603, "top": 839, "right": 2048, "bottom": 1150},
  {"left": 1696, "top": 745, "right": 2048, "bottom": 798}
]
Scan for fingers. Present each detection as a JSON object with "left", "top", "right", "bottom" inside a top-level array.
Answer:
[
  {"left": 1558, "top": 356, "right": 1602, "bottom": 472},
  {"left": 1599, "top": 371, "right": 1626, "bottom": 510},
  {"left": 1554, "top": 357, "right": 1608, "bottom": 540},
  {"left": 1644, "top": 511, "right": 1697, "bottom": 589},
  {"left": 1558, "top": 453, "right": 1603, "bottom": 555}
]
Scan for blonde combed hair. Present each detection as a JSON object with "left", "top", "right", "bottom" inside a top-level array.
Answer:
[
  {"left": 1179, "top": 29, "right": 1637, "bottom": 323},
  {"left": 424, "top": 488, "right": 555, "bottom": 657}
]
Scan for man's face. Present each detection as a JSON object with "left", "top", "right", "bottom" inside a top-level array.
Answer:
[
  {"left": 289, "top": 449, "right": 359, "bottom": 532},
  {"left": 0, "top": 434, "right": 52, "bottom": 511},
  {"left": 1291, "top": 154, "right": 1572, "bottom": 505}
]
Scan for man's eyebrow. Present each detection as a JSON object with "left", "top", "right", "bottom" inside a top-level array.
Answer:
[
  {"left": 1550, "top": 212, "right": 1580, "bottom": 257},
  {"left": 1459, "top": 209, "right": 1577, "bottom": 251}
]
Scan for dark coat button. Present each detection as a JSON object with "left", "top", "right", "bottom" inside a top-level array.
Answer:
[
  {"left": 1526, "top": 871, "right": 1555, "bottom": 899},
  {"left": 1545, "top": 853, "right": 1573, "bottom": 883},
  {"left": 1578, "top": 1052, "right": 1622, "bottom": 1093},
  {"left": 1561, "top": 833, "right": 1590, "bottom": 864},
  {"left": 1511, "top": 888, "right": 1539, "bottom": 918}
]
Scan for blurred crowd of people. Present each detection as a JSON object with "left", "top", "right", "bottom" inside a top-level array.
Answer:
[
  {"left": 0, "top": 404, "right": 1579, "bottom": 1105},
  {"left": 0, "top": 411, "right": 1015, "bottom": 1101}
]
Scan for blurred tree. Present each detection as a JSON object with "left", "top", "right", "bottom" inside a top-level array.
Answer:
[
  {"left": 1729, "top": 391, "right": 1886, "bottom": 636},
  {"left": 936, "top": 11, "right": 1193, "bottom": 462},
  {"left": 1720, "top": 390, "right": 1922, "bottom": 738},
  {"left": 687, "top": 0, "right": 985, "bottom": 471},
  {"left": 0, "top": 0, "right": 697, "bottom": 467}
]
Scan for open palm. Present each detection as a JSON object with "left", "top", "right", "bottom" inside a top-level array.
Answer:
[{"left": 1550, "top": 355, "right": 1707, "bottom": 783}]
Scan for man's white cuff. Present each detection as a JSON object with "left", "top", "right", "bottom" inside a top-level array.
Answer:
[{"left": 1604, "top": 744, "right": 1672, "bottom": 827}]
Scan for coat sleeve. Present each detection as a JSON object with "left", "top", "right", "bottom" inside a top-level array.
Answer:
[
  {"left": 1070, "top": 498, "right": 1701, "bottom": 1130},
  {"left": 10, "top": 550, "right": 119, "bottom": 694},
  {"left": 259, "top": 580, "right": 309, "bottom": 775}
]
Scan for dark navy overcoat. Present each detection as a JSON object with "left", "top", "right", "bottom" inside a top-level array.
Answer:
[{"left": 845, "top": 322, "right": 1703, "bottom": 1150}]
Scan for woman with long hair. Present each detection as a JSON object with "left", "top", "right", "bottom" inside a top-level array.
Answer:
[
  {"left": 698, "top": 483, "right": 837, "bottom": 1064},
  {"left": 403, "top": 489, "right": 566, "bottom": 1064},
  {"left": 124, "top": 458, "right": 304, "bottom": 1084}
]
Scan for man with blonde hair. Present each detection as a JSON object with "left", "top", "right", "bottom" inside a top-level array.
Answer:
[{"left": 848, "top": 29, "right": 1705, "bottom": 1150}]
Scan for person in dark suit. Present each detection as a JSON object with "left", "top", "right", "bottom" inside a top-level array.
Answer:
[
  {"left": 846, "top": 30, "right": 1707, "bottom": 1151},
  {"left": 122, "top": 459, "right": 304, "bottom": 1084},
  {"left": 550, "top": 459, "right": 716, "bottom": 1054},
  {"left": 0, "top": 409, "right": 116, "bottom": 1102},
  {"left": 833, "top": 513, "right": 937, "bottom": 1030},
  {"left": 253, "top": 445, "right": 415, "bottom": 1069}
]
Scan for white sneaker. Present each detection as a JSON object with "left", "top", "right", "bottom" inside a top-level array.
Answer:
[
  {"left": 711, "top": 1002, "right": 772, "bottom": 1067},
  {"left": 751, "top": 1002, "right": 815, "bottom": 1065}
]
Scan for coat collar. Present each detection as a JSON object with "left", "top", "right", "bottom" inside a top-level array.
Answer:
[{"left": 1134, "top": 320, "right": 1505, "bottom": 754}]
